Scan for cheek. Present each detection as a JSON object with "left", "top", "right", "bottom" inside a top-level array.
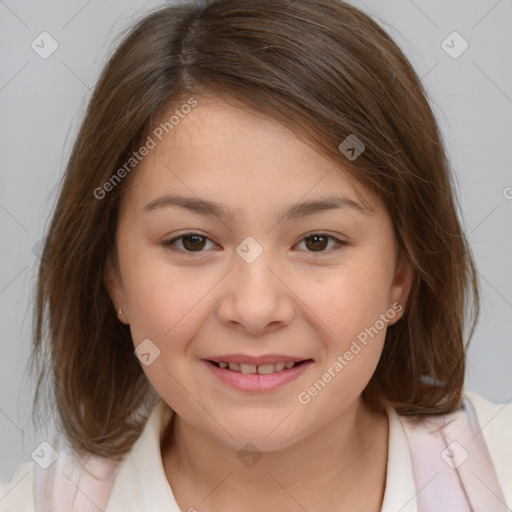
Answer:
[
  {"left": 121, "top": 258, "right": 208, "bottom": 409},
  {"left": 118, "top": 243, "right": 171, "bottom": 335},
  {"left": 302, "top": 257, "right": 394, "bottom": 340},
  {"left": 122, "top": 252, "right": 218, "bottom": 352},
  {"left": 295, "top": 265, "right": 391, "bottom": 416}
]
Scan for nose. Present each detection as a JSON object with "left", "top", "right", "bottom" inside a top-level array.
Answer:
[{"left": 215, "top": 249, "right": 295, "bottom": 335}]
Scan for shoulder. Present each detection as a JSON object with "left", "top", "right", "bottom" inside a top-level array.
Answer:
[
  {"left": 464, "top": 390, "right": 512, "bottom": 428},
  {"left": 0, "top": 461, "right": 35, "bottom": 511},
  {"left": 0, "top": 442, "right": 121, "bottom": 512},
  {"left": 464, "top": 390, "right": 512, "bottom": 502},
  {"left": 464, "top": 390, "right": 512, "bottom": 450}
]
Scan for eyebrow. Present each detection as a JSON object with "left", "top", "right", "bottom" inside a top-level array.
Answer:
[{"left": 144, "top": 193, "right": 374, "bottom": 222}]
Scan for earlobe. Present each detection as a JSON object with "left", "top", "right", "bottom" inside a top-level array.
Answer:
[{"left": 104, "top": 255, "right": 129, "bottom": 324}]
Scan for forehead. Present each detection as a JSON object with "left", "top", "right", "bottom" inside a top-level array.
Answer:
[
  {"left": 120, "top": 95, "right": 384, "bottom": 219},
  {"left": 152, "top": 95, "right": 329, "bottom": 171}
]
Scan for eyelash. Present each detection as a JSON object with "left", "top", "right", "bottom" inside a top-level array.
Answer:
[{"left": 161, "top": 231, "right": 349, "bottom": 255}]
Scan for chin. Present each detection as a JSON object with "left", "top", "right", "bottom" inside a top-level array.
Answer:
[{"left": 211, "top": 423, "right": 305, "bottom": 453}]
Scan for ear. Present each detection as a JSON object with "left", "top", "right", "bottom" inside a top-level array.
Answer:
[
  {"left": 388, "top": 244, "right": 414, "bottom": 325},
  {"left": 104, "top": 254, "right": 130, "bottom": 324}
]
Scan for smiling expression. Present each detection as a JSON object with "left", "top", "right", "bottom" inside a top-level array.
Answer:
[{"left": 105, "top": 94, "right": 413, "bottom": 451}]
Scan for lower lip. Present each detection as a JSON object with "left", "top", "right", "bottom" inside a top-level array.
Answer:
[{"left": 202, "top": 360, "right": 313, "bottom": 392}]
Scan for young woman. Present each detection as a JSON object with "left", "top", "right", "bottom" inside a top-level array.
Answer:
[{"left": 1, "top": 1, "right": 510, "bottom": 511}]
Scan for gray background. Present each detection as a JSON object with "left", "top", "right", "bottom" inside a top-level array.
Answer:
[{"left": 1, "top": 0, "right": 511, "bottom": 481}]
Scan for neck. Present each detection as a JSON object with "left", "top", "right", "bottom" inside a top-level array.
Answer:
[{"left": 161, "top": 397, "right": 389, "bottom": 512}]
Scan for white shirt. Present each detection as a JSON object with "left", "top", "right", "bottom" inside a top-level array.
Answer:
[{"left": 1, "top": 390, "right": 511, "bottom": 511}]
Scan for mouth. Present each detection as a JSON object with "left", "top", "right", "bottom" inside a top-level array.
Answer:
[
  {"left": 205, "top": 359, "right": 313, "bottom": 375},
  {"left": 202, "top": 357, "right": 314, "bottom": 392}
]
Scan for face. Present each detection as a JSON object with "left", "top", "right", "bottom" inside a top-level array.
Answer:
[{"left": 105, "top": 95, "right": 412, "bottom": 452}]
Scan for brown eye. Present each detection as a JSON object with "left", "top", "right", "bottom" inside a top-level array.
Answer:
[
  {"left": 162, "top": 232, "right": 347, "bottom": 255},
  {"left": 181, "top": 234, "right": 207, "bottom": 251},
  {"left": 296, "top": 233, "right": 347, "bottom": 254},
  {"left": 162, "top": 233, "right": 215, "bottom": 253},
  {"left": 304, "top": 234, "right": 329, "bottom": 252}
]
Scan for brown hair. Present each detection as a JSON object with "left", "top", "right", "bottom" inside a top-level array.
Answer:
[{"left": 31, "top": 0, "right": 480, "bottom": 460}]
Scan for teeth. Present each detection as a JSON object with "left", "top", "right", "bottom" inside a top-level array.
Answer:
[
  {"left": 257, "top": 363, "right": 276, "bottom": 375},
  {"left": 240, "top": 363, "right": 257, "bottom": 374},
  {"left": 217, "top": 361, "right": 300, "bottom": 374}
]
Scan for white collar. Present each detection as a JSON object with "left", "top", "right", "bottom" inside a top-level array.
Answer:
[
  {"left": 381, "top": 405, "right": 418, "bottom": 512},
  {"left": 105, "top": 399, "right": 177, "bottom": 511},
  {"left": 106, "top": 400, "right": 418, "bottom": 511}
]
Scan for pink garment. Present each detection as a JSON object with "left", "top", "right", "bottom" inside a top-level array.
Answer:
[
  {"left": 398, "top": 396, "right": 508, "bottom": 511},
  {"left": 33, "top": 397, "right": 508, "bottom": 511},
  {"left": 33, "top": 447, "right": 120, "bottom": 511}
]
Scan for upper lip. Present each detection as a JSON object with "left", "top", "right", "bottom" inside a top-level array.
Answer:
[{"left": 204, "top": 354, "right": 312, "bottom": 365}]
